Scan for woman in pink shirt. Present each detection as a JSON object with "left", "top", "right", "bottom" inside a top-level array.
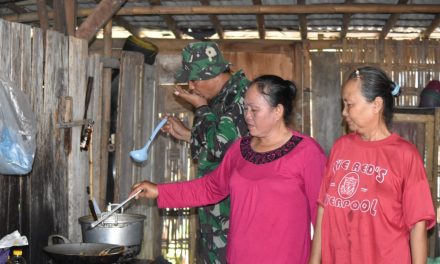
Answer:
[
  {"left": 130, "top": 75, "right": 326, "bottom": 264},
  {"left": 309, "top": 67, "right": 435, "bottom": 264}
]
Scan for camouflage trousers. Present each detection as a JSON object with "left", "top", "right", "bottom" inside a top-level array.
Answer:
[{"left": 196, "top": 198, "right": 230, "bottom": 264}]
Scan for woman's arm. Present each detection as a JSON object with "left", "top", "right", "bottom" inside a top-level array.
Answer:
[
  {"left": 309, "top": 206, "right": 323, "bottom": 264},
  {"left": 410, "top": 220, "right": 428, "bottom": 264}
]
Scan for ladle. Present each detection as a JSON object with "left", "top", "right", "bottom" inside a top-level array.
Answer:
[
  {"left": 130, "top": 118, "right": 168, "bottom": 163},
  {"left": 90, "top": 189, "right": 143, "bottom": 229}
]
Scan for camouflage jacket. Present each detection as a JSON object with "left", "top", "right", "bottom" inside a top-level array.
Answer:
[{"left": 190, "top": 70, "right": 250, "bottom": 176}]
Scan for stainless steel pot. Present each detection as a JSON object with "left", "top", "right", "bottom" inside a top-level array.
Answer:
[{"left": 78, "top": 213, "right": 146, "bottom": 261}]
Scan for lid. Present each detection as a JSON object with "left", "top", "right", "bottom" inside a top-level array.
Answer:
[
  {"left": 78, "top": 213, "right": 146, "bottom": 224},
  {"left": 12, "top": 249, "right": 22, "bottom": 256}
]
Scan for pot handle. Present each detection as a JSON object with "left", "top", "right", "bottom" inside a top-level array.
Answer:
[
  {"left": 47, "top": 235, "right": 71, "bottom": 246},
  {"left": 98, "top": 245, "right": 125, "bottom": 256}
]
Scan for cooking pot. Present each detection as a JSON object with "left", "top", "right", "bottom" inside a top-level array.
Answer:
[
  {"left": 78, "top": 212, "right": 146, "bottom": 261},
  {"left": 43, "top": 235, "right": 124, "bottom": 264}
]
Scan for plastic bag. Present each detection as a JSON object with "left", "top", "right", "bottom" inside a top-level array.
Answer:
[{"left": 0, "top": 80, "right": 36, "bottom": 175}]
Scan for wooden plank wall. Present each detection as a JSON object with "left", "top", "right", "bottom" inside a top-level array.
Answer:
[
  {"left": 223, "top": 50, "right": 298, "bottom": 128},
  {"left": 311, "top": 52, "right": 342, "bottom": 154},
  {"left": 340, "top": 39, "right": 440, "bottom": 107},
  {"left": 0, "top": 20, "right": 36, "bottom": 258},
  {"left": 0, "top": 19, "right": 94, "bottom": 263},
  {"left": 114, "top": 51, "right": 163, "bottom": 260}
]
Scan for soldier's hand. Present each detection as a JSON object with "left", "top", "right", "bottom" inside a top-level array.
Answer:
[
  {"left": 174, "top": 85, "right": 208, "bottom": 108},
  {"left": 162, "top": 115, "right": 191, "bottom": 143}
]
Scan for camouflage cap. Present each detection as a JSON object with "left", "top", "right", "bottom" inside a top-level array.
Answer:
[{"left": 174, "top": 42, "right": 231, "bottom": 83}]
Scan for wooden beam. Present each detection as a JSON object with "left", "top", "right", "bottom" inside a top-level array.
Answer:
[
  {"left": 36, "top": 0, "right": 49, "bottom": 31},
  {"left": 340, "top": 0, "right": 353, "bottom": 39},
  {"left": 379, "top": 13, "right": 399, "bottom": 40},
  {"left": 149, "top": 0, "right": 182, "bottom": 39},
  {"left": 53, "top": 0, "right": 67, "bottom": 34},
  {"left": 6, "top": 3, "right": 27, "bottom": 14},
  {"left": 75, "top": 0, "right": 127, "bottom": 42},
  {"left": 5, "top": 4, "right": 440, "bottom": 24},
  {"left": 91, "top": 0, "right": 145, "bottom": 39},
  {"left": 252, "top": 0, "right": 265, "bottom": 39},
  {"left": 297, "top": 0, "right": 307, "bottom": 40},
  {"left": 379, "top": 0, "right": 409, "bottom": 40},
  {"left": 89, "top": 38, "right": 346, "bottom": 54},
  {"left": 423, "top": 15, "right": 440, "bottom": 39},
  {"left": 161, "top": 15, "right": 182, "bottom": 39},
  {"left": 113, "top": 17, "right": 145, "bottom": 38},
  {"left": 200, "top": 0, "right": 224, "bottom": 39},
  {"left": 65, "top": 0, "right": 77, "bottom": 36}
]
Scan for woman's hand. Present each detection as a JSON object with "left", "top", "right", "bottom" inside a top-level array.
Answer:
[
  {"left": 162, "top": 115, "right": 191, "bottom": 143},
  {"left": 129, "top": 181, "right": 159, "bottom": 199},
  {"left": 174, "top": 85, "right": 208, "bottom": 108}
]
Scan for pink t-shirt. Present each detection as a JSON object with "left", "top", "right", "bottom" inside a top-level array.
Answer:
[
  {"left": 158, "top": 131, "right": 326, "bottom": 264},
  {"left": 318, "top": 133, "right": 435, "bottom": 264}
]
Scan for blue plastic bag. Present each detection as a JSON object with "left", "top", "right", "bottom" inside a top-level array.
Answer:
[{"left": 0, "top": 80, "right": 36, "bottom": 175}]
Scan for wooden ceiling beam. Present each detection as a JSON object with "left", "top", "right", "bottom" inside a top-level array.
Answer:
[
  {"left": 5, "top": 4, "right": 440, "bottom": 23},
  {"left": 200, "top": 0, "right": 224, "bottom": 39},
  {"left": 252, "top": 0, "right": 265, "bottom": 39},
  {"left": 161, "top": 14, "right": 182, "bottom": 39},
  {"left": 149, "top": 0, "right": 182, "bottom": 39},
  {"left": 340, "top": 0, "right": 353, "bottom": 39},
  {"left": 75, "top": 0, "right": 127, "bottom": 42},
  {"left": 5, "top": 3, "right": 27, "bottom": 14},
  {"left": 90, "top": 38, "right": 342, "bottom": 54},
  {"left": 297, "top": 0, "right": 307, "bottom": 40},
  {"left": 113, "top": 17, "right": 145, "bottom": 39},
  {"left": 379, "top": 0, "right": 409, "bottom": 40},
  {"left": 91, "top": 0, "right": 145, "bottom": 41},
  {"left": 423, "top": 14, "right": 440, "bottom": 39}
]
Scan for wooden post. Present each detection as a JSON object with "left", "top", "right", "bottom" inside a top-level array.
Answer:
[
  {"left": 99, "top": 20, "right": 112, "bottom": 207},
  {"left": 53, "top": 0, "right": 67, "bottom": 34},
  {"left": 65, "top": 0, "right": 78, "bottom": 36}
]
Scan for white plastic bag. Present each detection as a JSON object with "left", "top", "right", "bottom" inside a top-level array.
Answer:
[{"left": 0, "top": 80, "right": 36, "bottom": 175}]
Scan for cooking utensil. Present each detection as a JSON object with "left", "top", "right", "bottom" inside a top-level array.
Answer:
[
  {"left": 43, "top": 235, "right": 124, "bottom": 264},
  {"left": 129, "top": 117, "right": 168, "bottom": 163},
  {"left": 87, "top": 186, "right": 98, "bottom": 221},
  {"left": 86, "top": 132, "right": 101, "bottom": 221},
  {"left": 80, "top": 77, "right": 94, "bottom": 152},
  {"left": 79, "top": 212, "right": 146, "bottom": 261},
  {"left": 89, "top": 189, "right": 143, "bottom": 229}
]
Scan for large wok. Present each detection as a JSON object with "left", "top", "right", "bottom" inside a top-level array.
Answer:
[{"left": 43, "top": 235, "right": 125, "bottom": 264}]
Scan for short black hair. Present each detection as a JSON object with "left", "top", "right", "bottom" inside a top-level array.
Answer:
[{"left": 249, "top": 75, "right": 297, "bottom": 124}]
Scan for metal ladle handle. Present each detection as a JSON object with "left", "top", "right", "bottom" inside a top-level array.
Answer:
[{"left": 90, "top": 189, "right": 143, "bottom": 229}]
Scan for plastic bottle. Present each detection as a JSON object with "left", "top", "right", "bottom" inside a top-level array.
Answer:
[{"left": 7, "top": 249, "right": 26, "bottom": 264}]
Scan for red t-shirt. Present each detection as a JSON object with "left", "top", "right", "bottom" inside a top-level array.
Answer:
[{"left": 318, "top": 133, "right": 435, "bottom": 264}]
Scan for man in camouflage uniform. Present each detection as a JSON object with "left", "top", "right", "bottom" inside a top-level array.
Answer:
[{"left": 163, "top": 42, "right": 249, "bottom": 264}]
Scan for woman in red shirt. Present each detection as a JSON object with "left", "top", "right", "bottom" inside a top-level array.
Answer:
[{"left": 309, "top": 66, "right": 435, "bottom": 264}]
